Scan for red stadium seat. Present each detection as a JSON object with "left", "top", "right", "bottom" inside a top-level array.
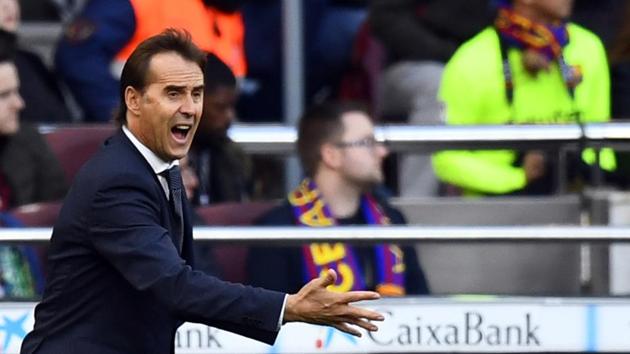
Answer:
[
  {"left": 12, "top": 201, "right": 63, "bottom": 227},
  {"left": 195, "top": 201, "right": 277, "bottom": 283},
  {"left": 195, "top": 201, "right": 276, "bottom": 226},
  {"left": 41, "top": 124, "right": 116, "bottom": 185}
]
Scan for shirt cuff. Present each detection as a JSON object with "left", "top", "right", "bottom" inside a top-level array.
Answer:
[{"left": 277, "top": 294, "right": 288, "bottom": 330}]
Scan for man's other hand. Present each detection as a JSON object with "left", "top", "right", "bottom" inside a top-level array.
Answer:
[{"left": 283, "top": 269, "right": 384, "bottom": 337}]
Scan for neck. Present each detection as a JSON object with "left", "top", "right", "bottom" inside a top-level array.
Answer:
[
  {"left": 512, "top": 4, "right": 557, "bottom": 25},
  {"left": 313, "top": 171, "right": 362, "bottom": 219}
]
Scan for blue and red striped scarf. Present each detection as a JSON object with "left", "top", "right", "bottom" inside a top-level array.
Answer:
[{"left": 289, "top": 179, "right": 406, "bottom": 296}]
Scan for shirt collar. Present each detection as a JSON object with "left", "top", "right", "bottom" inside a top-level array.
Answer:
[{"left": 122, "top": 125, "right": 179, "bottom": 175}]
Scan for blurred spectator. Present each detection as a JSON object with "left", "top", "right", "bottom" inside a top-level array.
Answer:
[
  {"left": 0, "top": 49, "right": 67, "bottom": 209},
  {"left": 239, "top": 0, "right": 367, "bottom": 122},
  {"left": 179, "top": 154, "right": 222, "bottom": 277},
  {"left": 180, "top": 155, "right": 200, "bottom": 205},
  {"left": 55, "top": 0, "right": 246, "bottom": 122},
  {"left": 247, "top": 101, "right": 429, "bottom": 295},
  {"left": 432, "top": 0, "right": 615, "bottom": 196},
  {"left": 571, "top": 0, "right": 626, "bottom": 47},
  {"left": 189, "top": 54, "right": 252, "bottom": 205},
  {"left": 48, "top": 0, "right": 89, "bottom": 23},
  {"left": 609, "top": 1, "right": 630, "bottom": 120},
  {"left": 16, "top": 0, "right": 60, "bottom": 21},
  {"left": 368, "top": 0, "right": 493, "bottom": 197},
  {"left": 608, "top": 1, "right": 630, "bottom": 187},
  {"left": 0, "top": 212, "right": 45, "bottom": 299},
  {"left": 0, "top": 0, "right": 72, "bottom": 122}
]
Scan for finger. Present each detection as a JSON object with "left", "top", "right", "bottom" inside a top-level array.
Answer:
[
  {"left": 333, "top": 322, "right": 362, "bottom": 337},
  {"left": 342, "top": 290, "right": 380, "bottom": 303},
  {"left": 316, "top": 268, "right": 337, "bottom": 288},
  {"left": 339, "top": 316, "right": 379, "bottom": 332},
  {"left": 342, "top": 306, "right": 384, "bottom": 321}
]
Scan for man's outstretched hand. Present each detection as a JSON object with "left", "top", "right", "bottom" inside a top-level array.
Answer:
[{"left": 282, "top": 269, "right": 384, "bottom": 337}]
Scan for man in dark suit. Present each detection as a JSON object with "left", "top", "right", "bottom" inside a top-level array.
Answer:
[{"left": 20, "top": 29, "right": 383, "bottom": 354}]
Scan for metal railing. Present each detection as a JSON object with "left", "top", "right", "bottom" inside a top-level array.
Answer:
[
  {"left": 38, "top": 121, "right": 630, "bottom": 154},
  {"left": 228, "top": 122, "right": 630, "bottom": 153},
  {"left": 4, "top": 225, "right": 630, "bottom": 244}
]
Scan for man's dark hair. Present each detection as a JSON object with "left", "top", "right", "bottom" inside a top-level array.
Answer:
[
  {"left": 115, "top": 28, "right": 207, "bottom": 125},
  {"left": 297, "top": 101, "right": 370, "bottom": 178},
  {"left": 204, "top": 53, "right": 236, "bottom": 93}
]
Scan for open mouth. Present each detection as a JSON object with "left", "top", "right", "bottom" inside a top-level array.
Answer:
[{"left": 171, "top": 125, "right": 192, "bottom": 142}]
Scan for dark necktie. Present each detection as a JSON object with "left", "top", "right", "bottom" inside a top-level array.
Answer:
[{"left": 162, "top": 166, "right": 184, "bottom": 252}]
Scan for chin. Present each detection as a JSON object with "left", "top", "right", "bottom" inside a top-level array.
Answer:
[{"left": 0, "top": 123, "right": 19, "bottom": 136}]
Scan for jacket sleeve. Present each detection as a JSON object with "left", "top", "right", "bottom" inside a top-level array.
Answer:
[
  {"left": 55, "top": 0, "right": 135, "bottom": 122},
  {"left": 576, "top": 29, "right": 616, "bottom": 171},
  {"left": 86, "top": 173, "right": 285, "bottom": 344}
]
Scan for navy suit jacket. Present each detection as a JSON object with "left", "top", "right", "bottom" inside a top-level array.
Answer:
[{"left": 21, "top": 130, "right": 285, "bottom": 354}]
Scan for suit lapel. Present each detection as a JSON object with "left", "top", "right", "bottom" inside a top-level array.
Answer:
[{"left": 114, "top": 130, "right": 189, "bottom": 254}]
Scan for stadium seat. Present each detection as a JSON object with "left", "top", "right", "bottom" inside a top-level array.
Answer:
[
  {"left": 195, "top": 201, "right": 277, "bottom": 283},
  {"left": 41, "top": 124, "right": 116, "bottom": 184},
  {"left": 195, "top": 201, "right": 276, "bottom": 226},
  {"left": 12, "top": 201, "right": 63, "bottom": 227}
]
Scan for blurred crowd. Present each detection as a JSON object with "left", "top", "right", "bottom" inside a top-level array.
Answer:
[{"left": 0, "top": 0, "right": 629, "bottom": 299}]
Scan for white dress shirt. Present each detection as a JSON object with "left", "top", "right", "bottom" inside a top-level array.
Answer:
[{"left": 122, "top": 125, "right": 178, "bottom": 199}]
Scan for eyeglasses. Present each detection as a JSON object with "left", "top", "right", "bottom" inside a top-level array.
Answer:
[{"left": 333, "top": 136, "right": 383, "bottom": 149}]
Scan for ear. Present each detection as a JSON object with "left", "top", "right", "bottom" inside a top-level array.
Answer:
[
  {"left": 320, "top": 142, "right": 342, "bottom": 170},
  {"left": 124, "top": 86, "right": 142, "bottom": 116}
]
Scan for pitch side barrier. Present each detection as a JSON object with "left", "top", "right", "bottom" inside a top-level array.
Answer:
[
  {"left": 3, "top": 295, "right": 630, "bottom": 352},
  {"left": 3, "top": 227, "right": 630, "bottom": 352}
]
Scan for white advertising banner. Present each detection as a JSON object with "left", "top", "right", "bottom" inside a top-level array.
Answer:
[{"left": 2, "top": 297, "right": 630, "bottom": 353}]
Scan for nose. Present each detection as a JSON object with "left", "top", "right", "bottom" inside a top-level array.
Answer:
[
  {"left": 11, "top": 91, "right": 24, "bottom": 112},
  {"left": 179, "top": 94, "right": 197, "bottom": 118},
  {"left": 376, "top": 142, "right": 389, "bottom": 158},
  {"left": 226, "top": 107, "right": 236, "bottom": 122}
]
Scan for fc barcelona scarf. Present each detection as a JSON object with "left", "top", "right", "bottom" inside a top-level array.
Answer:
[
  {"left": 289, "top": 179, "right": 406, "bottom": 296},
  {"left": 495, "top": 5, "right": 582, "bottom": 89}
]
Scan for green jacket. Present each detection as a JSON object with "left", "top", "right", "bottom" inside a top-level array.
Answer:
[{"left": 432, "top": 24, "right": 614, "bottom": 195}]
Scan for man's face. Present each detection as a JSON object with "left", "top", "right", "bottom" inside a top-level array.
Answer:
[
  {"left": 199, "top": 86, "right": 237, "bottom": 136},
  {"left": 0, "top": 62, "right": 24, "bottom": 135},
  {"left": 127, "top": 52, "right": 204, "bottom": 161},
  {"left": 334, "top": 112, "right": 388, "bottom": 189},
  {"left": 0, "top": 0, "right": 20, "bottom": 33},
  {"left": 527, "top": 0, "right": 574, "bottom": 22}
]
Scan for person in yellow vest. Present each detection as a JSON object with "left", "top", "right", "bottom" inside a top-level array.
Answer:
[
  {"left": 55, "top": 0, "right": 246, "bottom": 122},
  {"left": 432, "top": 0, "right": 615, "bottom": 196}
]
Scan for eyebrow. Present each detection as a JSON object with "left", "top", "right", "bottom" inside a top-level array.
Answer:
[{"left": 163, "top": 84, "right": 205, "bottom": 92}]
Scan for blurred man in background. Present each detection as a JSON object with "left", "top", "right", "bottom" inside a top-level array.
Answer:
[
  {"left": 188, "top": 53, "right": 252, "bottom": 205},
  {"left": 0, "top": 0, "right": 72, "bottom": 122},
  {"left": 248, "top": 101, "right": 430, "bottom": 296},
  {"left": 0, "top": 43, "right": 66, "bottom": 210}
]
